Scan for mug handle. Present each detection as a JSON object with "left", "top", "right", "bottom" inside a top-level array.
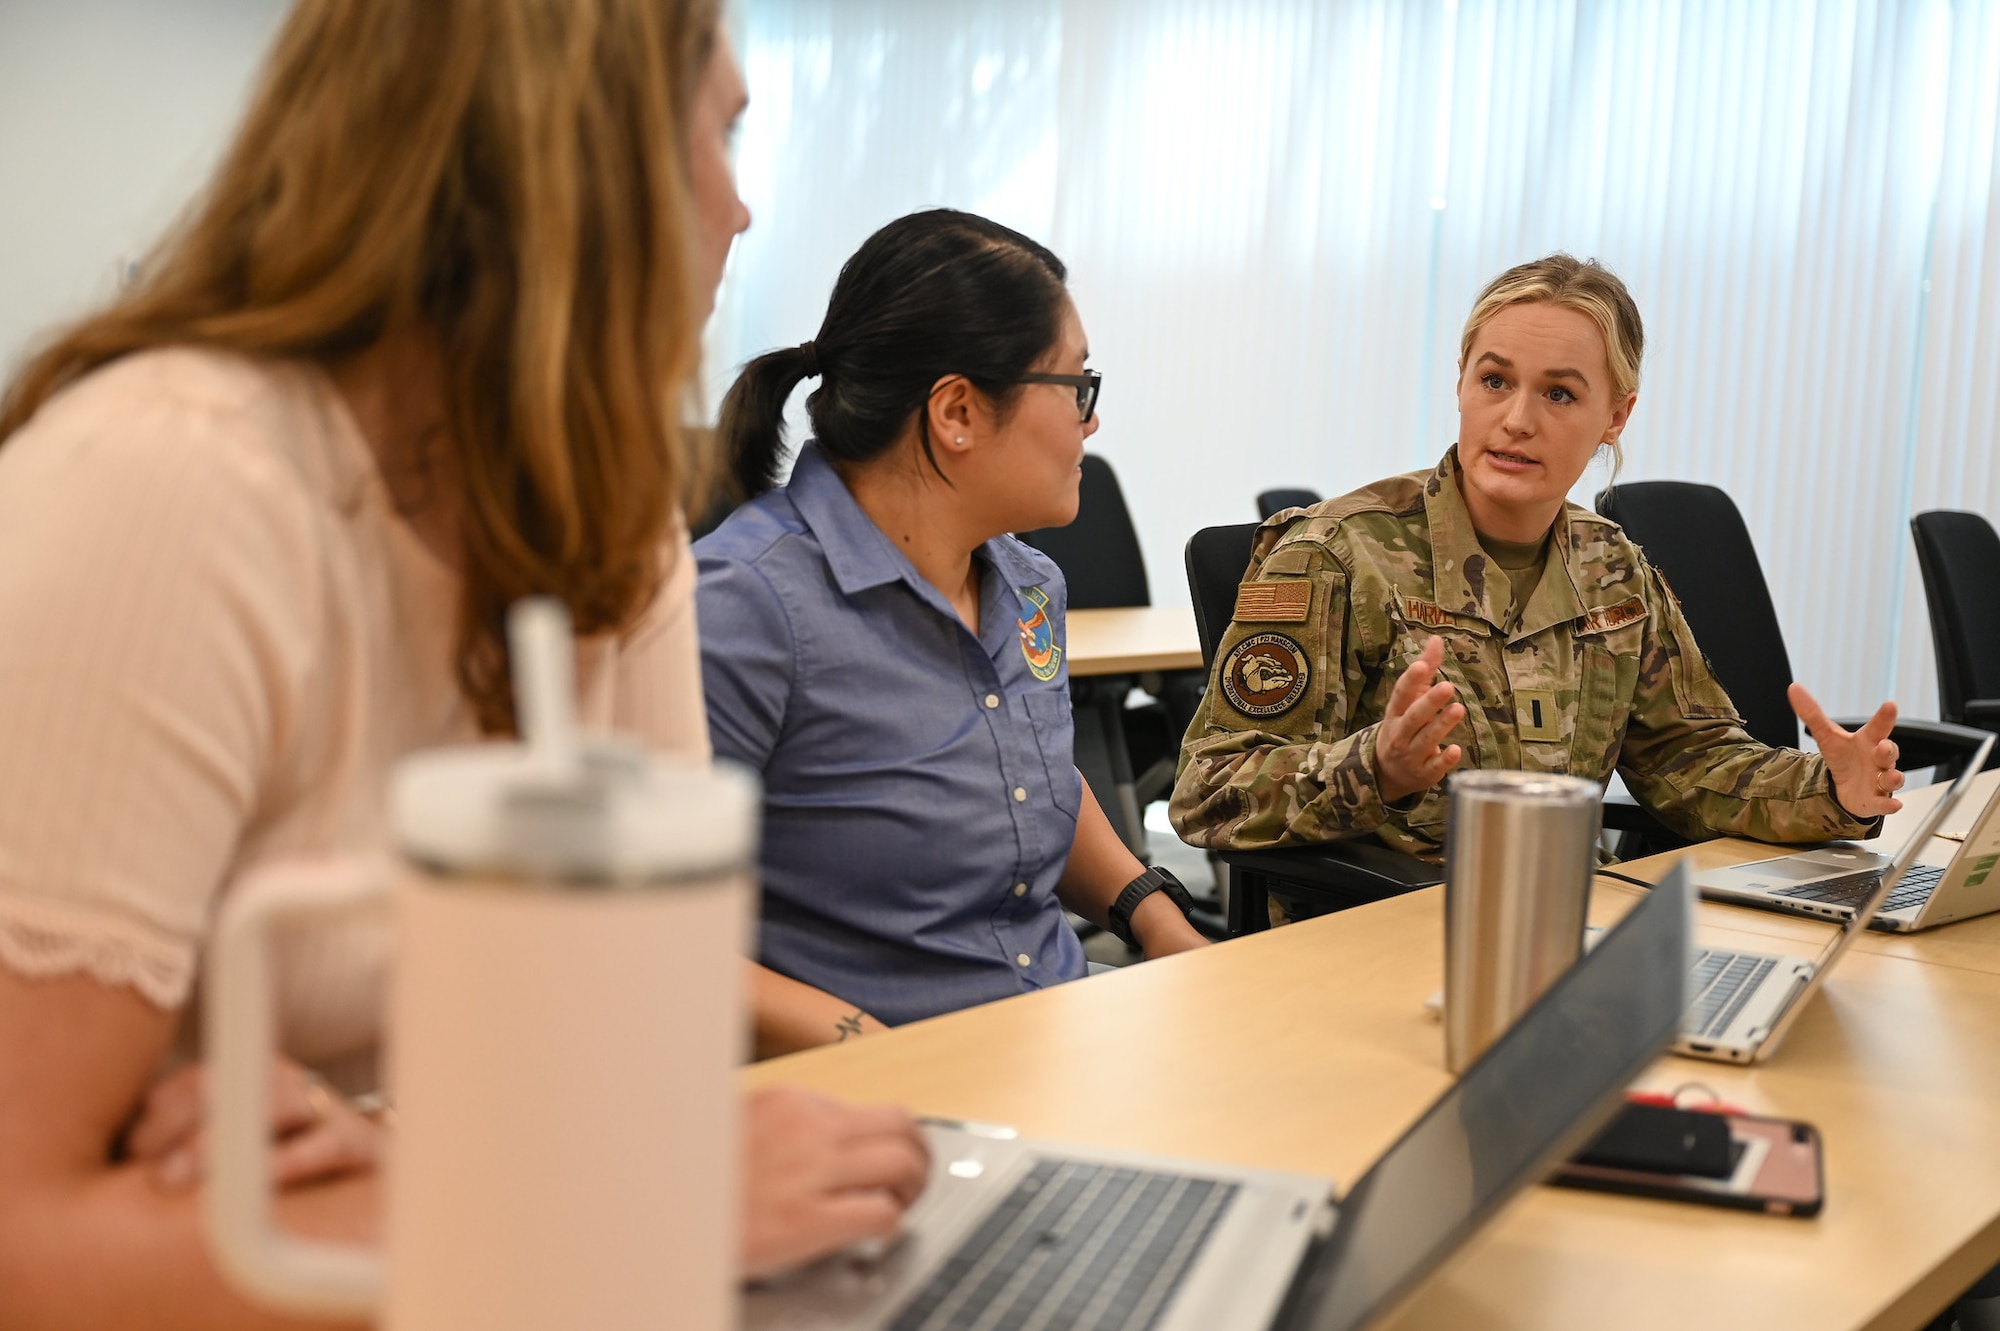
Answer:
[{"left": 203, "top": 858, "right": 390, "bottom": 1318}]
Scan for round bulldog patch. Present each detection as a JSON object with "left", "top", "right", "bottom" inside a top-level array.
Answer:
[{"left": 1220, "top": 633, "right": 1310, "bottom": 717}]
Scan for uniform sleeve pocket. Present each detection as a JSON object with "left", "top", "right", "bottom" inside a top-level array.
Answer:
[
  {"left": 1024, "top": 689, "right": 1082, "bottom": 816},
  {"left": 1666, "top": 616, "right": 1742, "bottom": 721}
]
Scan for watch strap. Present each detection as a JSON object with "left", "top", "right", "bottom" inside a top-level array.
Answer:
[{"left": 1107, "top": 867, "right": 1195, "bottom": 947}]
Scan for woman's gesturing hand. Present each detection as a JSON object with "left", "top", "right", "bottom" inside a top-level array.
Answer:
[
  {"left": 125, "top": 1056, "right": 384, "bottom": 1192},
  {"left": 742, "top": 1086, "right": 931, "bottom": 1279},
  {"left": 1374, "top": 635, "right": 1466, "bottom": 805},
  {"left": 1788, "top": 684, "right": 1905, "bottom": 818}
]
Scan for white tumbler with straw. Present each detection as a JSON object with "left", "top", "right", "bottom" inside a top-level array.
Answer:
[{"left": 205, "top": 599, "right": 758, "bottom": 1330}]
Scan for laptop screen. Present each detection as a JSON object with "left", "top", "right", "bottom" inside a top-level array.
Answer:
[
  {"left": 1275, "top": 865, "right": 1692, "bottom": 1331},
  {"left": 1748, "top": 730, "right": 1996, "bottom": 1058}
]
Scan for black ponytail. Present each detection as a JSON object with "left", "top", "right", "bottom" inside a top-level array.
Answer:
[
  {"left": 718, "top": 209, "right": 1069, "bottom": 498},
  {"left": 717, "top": 343, "right": 817, "bottom": 502}
]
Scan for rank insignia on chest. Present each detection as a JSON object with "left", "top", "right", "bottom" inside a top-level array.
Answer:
[
  {"left": 1221, "top": 632, "right": 1311, "bottom": 717},
  {"left": 1515, "top": 688, "right": 1564, "bottom": 742},
  {"left": 1233, "top": 580, "right": 1312, "bottom": 623},
  {"left": 1017, "top": 586, "right": 1063, "bottom": 682}
]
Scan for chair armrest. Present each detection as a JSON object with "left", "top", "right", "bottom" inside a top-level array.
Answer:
[
  {"left": 1599, "top": 792, "right": 1647, "bottom": 828},
  {"left": 1218, "top": 842, "right": 1443, "bottom": 894},
  {"left": 1960, "top": 700, "right": 2000, "bottom": 728},
  {"left": 1833, "top": 716, "right": 1996, "bottom": 771},
  {"left": 1599, "top": 792, "right": 1693, "bottom": 857},
  {"left": 1217, "top": 842, "right": 1441, "bottom": 934}
]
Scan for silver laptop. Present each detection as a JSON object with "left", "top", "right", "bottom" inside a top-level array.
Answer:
[
  {"left": 1671, "top": 734, "right": 1992, "bottom": 1064},
  {"left": 1696, "top": 739, "right": 2000, "bottom": 933},
  {"left": 745, "top": 870, "right": 1691, "bottom": 1331}
]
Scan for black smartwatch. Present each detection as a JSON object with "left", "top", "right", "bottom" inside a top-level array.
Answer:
[{"left": 1107, "top": 866, "right": 1196, "bottom": 947}]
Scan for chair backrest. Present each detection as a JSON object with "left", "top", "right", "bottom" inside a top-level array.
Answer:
[
  {"left": 1595, "top": 481, "right": 1799, "bottom": 751},
  {"left": 1257, "top": 487, "right": 1321, "bottom": 520},
  {"left": 1018, "top": 453, "right": 1151, "bottom": 609},
  {"left": 1184, "top": 523, "right": 1262, "bottom": 667},
  {"left": 1911, "top": 510, "right": 2000, "bottom": 722}
]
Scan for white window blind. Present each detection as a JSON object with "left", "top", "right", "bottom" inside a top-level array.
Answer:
[{"left": 717, "top": 0, "right": 1999, "bottom": 719}]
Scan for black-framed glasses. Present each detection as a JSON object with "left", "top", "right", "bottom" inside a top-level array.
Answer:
[{"left": 1017, "top": 369, "right": 1102, "bottom": 423}]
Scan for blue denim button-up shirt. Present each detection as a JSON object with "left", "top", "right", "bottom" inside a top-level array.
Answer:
[{"left": 695, "top": 444, "right": 1086, "bottom": 1026}]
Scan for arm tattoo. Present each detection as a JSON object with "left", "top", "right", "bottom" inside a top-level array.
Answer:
[{"left": 834, "top": 1010, "right": 866, "bottom": 1042}]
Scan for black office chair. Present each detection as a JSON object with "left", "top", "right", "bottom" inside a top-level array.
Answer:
[
  {"left": 1183, "top": 523, "right": 1442, "bottom": 934},
  {"left": 1911, "top": 510, "right": 2000, "bottom": 748},
  {"left": 1021, "top": 455, "right": 1153, "bottom": 609},
  {"left": 1597, "top": 483, "right": 1988, "bottom": 791},
  {"left": 1256, "top": 487, "right": 1321, "bottom": 521},
  {"left": 1019, "top": 454, "right": 1205, "bottom": 849}
]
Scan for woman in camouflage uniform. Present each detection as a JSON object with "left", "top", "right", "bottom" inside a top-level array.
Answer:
[{"left": 1170, "top": 254, "right": 1905, "bottom": 867}]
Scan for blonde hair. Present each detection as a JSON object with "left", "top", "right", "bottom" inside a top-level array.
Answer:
[
  {"left": 1459, "top": 253, "right": 1644, "bottom": 400},
  {"left": 0, "top": 0, "right": 720, "bottom": 735}
]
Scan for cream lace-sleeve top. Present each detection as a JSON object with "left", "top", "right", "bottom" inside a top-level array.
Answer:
[{"left": 0, "top": 348, "right": 707, "bottom": 1082}]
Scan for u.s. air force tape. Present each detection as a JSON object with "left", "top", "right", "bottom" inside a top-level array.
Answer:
[{"left": 1221, "top": 632, "right": 1310, "bottom": 717}]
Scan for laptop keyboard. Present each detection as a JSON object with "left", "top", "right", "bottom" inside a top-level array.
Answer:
[
  {"left": 1775, "top": 863, "right": 1940, "bottom": 915},
  {"left": 1686, "top": 947, "right": 1781, "bottom": 1040},
  {"left": 887, "top": 1158, "right": 1239, "bottom": 1331}
]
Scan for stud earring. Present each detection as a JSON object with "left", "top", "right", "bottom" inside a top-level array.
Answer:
[{"left": 955, "top": 436, "right": 965, "bottom": 444}]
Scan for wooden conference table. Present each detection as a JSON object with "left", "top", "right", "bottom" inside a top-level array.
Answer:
[
  {"left": 1064, "top": 606, "right": 1203, "bottom": 855},
  {"left": 745, "top": 773, "right": 2000, "bottom": 1330},
  {"left": 1065, "top": 606, "right": 1205, "bottom": 677}
]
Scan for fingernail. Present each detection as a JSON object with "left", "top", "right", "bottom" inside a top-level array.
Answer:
[{"left": 157, "top": 1149, "right": 195, "bottom": 1189}]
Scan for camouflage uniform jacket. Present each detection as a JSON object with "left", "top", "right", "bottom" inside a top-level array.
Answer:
[{"left": 1170, "top": 450, "right": 1877, "bottom": 862}]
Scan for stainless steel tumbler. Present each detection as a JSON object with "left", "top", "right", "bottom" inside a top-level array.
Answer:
[{"left": 1442, "top": 770, "right": 1602, "bottom": 1073}]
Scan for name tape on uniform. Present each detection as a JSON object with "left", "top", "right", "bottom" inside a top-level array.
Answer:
[
  {"left": 1233, "top": 581, "right": 1312, "bottom": 624},
  {"left": 1392, "top": 592, "right": 1457, "bottom": 630},
  {"left": 1577, "top": 595, "right": 1648, "bottom": 636}
]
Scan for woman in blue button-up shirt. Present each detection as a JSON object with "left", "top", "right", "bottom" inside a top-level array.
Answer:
[{"left": 697, "top": 210, "right": 1209, "bottom": 1054}]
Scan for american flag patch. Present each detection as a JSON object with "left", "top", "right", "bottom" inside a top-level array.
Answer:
[{"left": 1233, "top": 581, "right": 1312, "bottom": 623}]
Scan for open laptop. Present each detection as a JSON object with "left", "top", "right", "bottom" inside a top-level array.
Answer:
[
  {"left": 1695, "top": 737, "right": 2000, "bottom": 933},
  {"left": 745, "top": 866, "right": 1690, "bottom": 1331},
  {"left": 1671, "top": 733, "right": 1992, "bottom": 1064}
]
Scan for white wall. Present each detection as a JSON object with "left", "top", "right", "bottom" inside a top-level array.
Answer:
[{"left": 0, "top": 1, "right": 288, "bottom": 380}]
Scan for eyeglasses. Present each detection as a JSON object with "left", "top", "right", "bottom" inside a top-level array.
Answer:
[{"left": 1017, "top": 369, "right": 1102, "bottom": 423}]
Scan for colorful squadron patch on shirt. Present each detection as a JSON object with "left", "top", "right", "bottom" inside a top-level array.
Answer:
[
  {"left": 1017, "top": 586, "right": 1063, "bottom": 682},
  {"left": 1221, "top": 632, "right": 1310, "bottom": 717}
]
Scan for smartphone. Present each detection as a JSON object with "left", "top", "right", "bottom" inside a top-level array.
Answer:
[{"left": 1550, "top": 1105, "right": 1824, "bottom": 1217}]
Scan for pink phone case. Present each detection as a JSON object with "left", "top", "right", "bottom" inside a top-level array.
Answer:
[{"left": 1550, "top": 1112, "right": 1824, "bottom": 1217}]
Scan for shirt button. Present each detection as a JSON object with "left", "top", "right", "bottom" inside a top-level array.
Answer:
[
  {"left": 984, "top": 693, "right": 1001, "bottom": 709},
  {"left": 1013, "top": 786, "right": 1028, "bottom": 802},
  {"left": 1016, "top": 953, "right": 1032, "bottom": 968},
  {"left": 1013, "top": 882, "right": 1028, "bottom": 897}
]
